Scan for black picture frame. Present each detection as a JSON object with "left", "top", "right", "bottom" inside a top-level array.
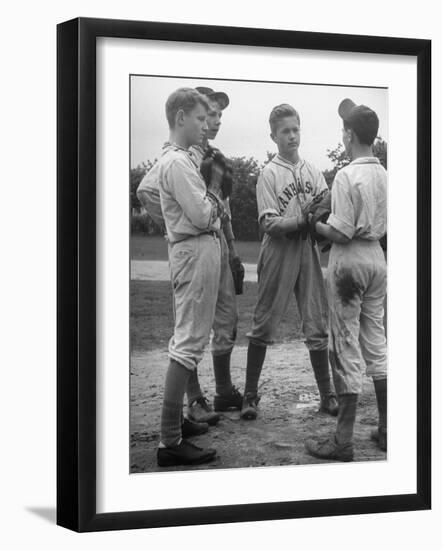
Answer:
[{"left": 57, "top": 17, "right": 431, "bottom": 532}]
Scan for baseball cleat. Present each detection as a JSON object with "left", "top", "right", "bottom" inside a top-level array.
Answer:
[
  {"left": 157, "top": 440, "right": 216, "bottom": 467},
  {"left": 213, "top": 386, "right": 243, "bottom": 411},
  {"left": 240, "top": 393, "right": 260, "bottom": 420},
  {"left": 305, "top": 436, "right": 354, "bottom": 462},
  {"left": 187, "top": 396, "right": 220, "bottom": 425}
]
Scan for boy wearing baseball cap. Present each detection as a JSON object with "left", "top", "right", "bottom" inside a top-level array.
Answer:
[
  {"left": 305, "top": 99, "right": 387, "bottom": 462},
  {"left": 241, "top": 104, "right": 338, "bottom": 420}
]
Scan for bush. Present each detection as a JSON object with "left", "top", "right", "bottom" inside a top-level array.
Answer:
[{"left": 131, "top": 213, "right": 162, "bottom": 235}]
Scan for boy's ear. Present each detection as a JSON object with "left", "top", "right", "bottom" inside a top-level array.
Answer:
[
  {"left": 270, "top": 132, "right": 277, "bottom": 144},
  {"left": 175, "top": 108, "right": 185, "bottom": 127}
]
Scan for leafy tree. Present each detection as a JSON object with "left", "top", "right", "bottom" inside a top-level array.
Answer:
[
  {"left": 229, "top": 156, "right": 261, "bottom": 241},
  {"left": 130, "top": 160, "right": 155, "bottom": 213},
  {"left": 373, "top": 138, "right": 387, "bottom": 169},
  {"left": 323, "top": 137, "right": 387, "bottom": 188}
]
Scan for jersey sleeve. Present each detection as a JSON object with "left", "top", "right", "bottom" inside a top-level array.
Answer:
[
  {"left": 256, "top": 170, "right": 280, "bottom": 222},
  {"left": 327, "top": 171, "right": 356, "bottom": 239},
  {"left": 164, "top": 156, "right": 220, "bottom": 230}
]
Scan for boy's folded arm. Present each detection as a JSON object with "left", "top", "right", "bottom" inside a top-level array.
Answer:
[
  {"left": 315, "top": 219, "right": 351, "bottom": 244},
  {"left": 166, "top": 158, "right": 221, "bottom": 229},
  {"left": 260, "top": 212, "right": 305, "bottom": 237}
]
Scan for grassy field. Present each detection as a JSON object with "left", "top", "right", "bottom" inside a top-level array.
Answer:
[
  {"left": 130, "top": 280, "right": 303, "bottom": 352},
  {"left": 131, "top": 234, "right": 330, "bottom": 266}
]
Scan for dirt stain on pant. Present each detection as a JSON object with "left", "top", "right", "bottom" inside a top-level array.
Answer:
[{"left": 335, "top": 268, "right": 361, "bottom": 306}]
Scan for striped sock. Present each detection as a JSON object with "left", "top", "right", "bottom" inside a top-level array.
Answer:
[
  {"left": 160, "top": 360, "right": 191, "bottom": 447},
  {"left": 244, "top": 342, "right": 267, "bottom": 396},
  {"left": 186, "top": 369, "right": 203, "bottom": 406}
]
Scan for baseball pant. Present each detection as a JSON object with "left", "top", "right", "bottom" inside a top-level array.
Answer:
[
  {"left": 211, "top": 232, "right": 238, "bottom": 355},
  {"left": 327, "top": 239, "right": 387, "bottom": 395},
  {"left": 247, "top": 233, "right": 328, "bottom": 351},
  {"left": 168, "top": 233, "right": 221, "bottom": 371}
]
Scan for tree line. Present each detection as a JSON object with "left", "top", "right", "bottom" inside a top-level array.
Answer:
[{"left": 131, "top": 139, "right": 387, "bottom": 241}]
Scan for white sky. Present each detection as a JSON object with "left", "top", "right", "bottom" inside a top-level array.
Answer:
[{"left": 130, "top": 75, "right": 388, "bottom": 171}]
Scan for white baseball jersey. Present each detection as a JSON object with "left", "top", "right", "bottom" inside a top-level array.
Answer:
[
  {"left": 157, "top": 144, "right": 221, "bottom": 244},
  {"left": 137, "top": 143, "right": 232, "bottom": 227},
  {"left": 328, "top": 157, "right": 387, "bottom": 241}
]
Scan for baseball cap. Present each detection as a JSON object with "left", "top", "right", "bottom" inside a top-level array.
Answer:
[
  {"left": 196, "top": 87, "right": 230, "bottom": 110},
  {"left": 338, "top": 98, "right": 379, "bottom": 143}
]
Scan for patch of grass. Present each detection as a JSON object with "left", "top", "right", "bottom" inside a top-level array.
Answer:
[
  {"left": 130, "top": 235, "right": 262, "bottom": 264},
  {"left": 130, "top": 235, "right": 329, "bottom": 267},
  {"left": 130, "top": 280, "right": 303, "bottom": 352},
  {"left": 130, "top": 235, "right": 168, "bottom": 261}
]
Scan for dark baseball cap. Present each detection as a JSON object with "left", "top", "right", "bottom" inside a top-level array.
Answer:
[
  {"left": 338, "top": 98, "right": 379, "bottom": 144},
  {"left": 196, "top": 87, "right": 230, "bottom": 110}
]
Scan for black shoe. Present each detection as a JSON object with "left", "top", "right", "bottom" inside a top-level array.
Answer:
[
  {"left": 240, "top": 393, "right": 260, "bottom": 420},
  {"left": 182, "top": 417, "right": 209, "bottom": 438},
  {"left": 214, "top": 386, "right": 243, "bottom": 411},
  {"left": 157, "top": 439, "right": 217, "bottom": 467}
]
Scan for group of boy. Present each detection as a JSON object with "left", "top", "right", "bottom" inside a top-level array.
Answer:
[{"left": 137, "top": 85, "right": 387, "bottom": 467}]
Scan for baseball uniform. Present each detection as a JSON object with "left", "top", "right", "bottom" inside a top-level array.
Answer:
[
  {"left": 137, "top": 143, "right": 238, "bottom": 358},
  {"left": 157, "top": 143, "right": 222, "bottom": 371},
  {"left": 326, "top": 157, "right": 387, "bottom": 395},
  {"left": 247, "top": 154, "right": 329, "bottom": 350}
]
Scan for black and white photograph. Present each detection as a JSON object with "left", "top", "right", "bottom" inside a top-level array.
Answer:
[{"left": 129, "top": 75, "right": 388, "bottom": 473}]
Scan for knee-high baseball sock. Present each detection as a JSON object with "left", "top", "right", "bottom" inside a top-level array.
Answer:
[
  {"left": 185, "top": 369, "right": 203, "bottom": 406},
  {"left": 309, "top": 349, "right": 334, "bottom": 397},
  {"left": 244, "top": 342, "right": 267, "bottom": 396},
  {"left": 373, "top": 378, "right": 387, "bottom": 432},
  {"left": 213, "top": 352, "right": 233, "bottom": 396},
  {"left": 335, "top": 393, "right": 358, "bottom": 446},
  {"left": 160, "top": 359, "right": 191, "bottom": 447}
]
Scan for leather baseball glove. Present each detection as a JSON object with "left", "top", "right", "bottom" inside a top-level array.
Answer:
[
  {"left": 200, "top": 146, "right": 234, "bottom": 199},
  {"left": 307, "top": 189, "right": 331, "bottom": 243},
  {"left": 230, "top": 256, "right": 245, "bottom": 295}
]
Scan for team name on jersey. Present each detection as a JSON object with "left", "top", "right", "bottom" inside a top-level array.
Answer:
[{"left": 278, "top": 177, "right": 313, "bottom": 212}]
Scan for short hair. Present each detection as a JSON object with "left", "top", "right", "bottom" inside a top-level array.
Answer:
[
  {"left": 343, "top": 105, "right": 379, "bottom": 146},
  {"left": 165, "top": 88, "right": 209, "bottom": 128},
  {"left": 269, "top": 104, "right": 301, "bottom": 133}
]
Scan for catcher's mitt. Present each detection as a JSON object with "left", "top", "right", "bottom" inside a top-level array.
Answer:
[
  {"left": 200, "top": 146, "right": 234, "bottom": 199},
  {"left": 286, "top": 189, "right": 330, "bottom": 242},
  {"left": 307, "top": 189, "right": 331, "bottom": 243},
  {"left": 230, "top": 256, "right": 245, "bottom": 295}
]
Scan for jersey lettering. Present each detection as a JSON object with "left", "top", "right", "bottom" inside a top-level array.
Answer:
[{"left": 277, "top": 174, "right": 313, "bottom": 214}]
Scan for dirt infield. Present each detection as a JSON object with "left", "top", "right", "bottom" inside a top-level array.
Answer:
[{"left": 130, "top": 342, "right": 385, "bottom": 473}]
